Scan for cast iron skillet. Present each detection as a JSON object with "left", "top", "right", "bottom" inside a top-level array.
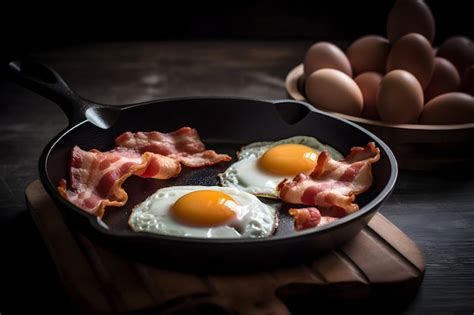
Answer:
[{"left": 10, "top": 61, "right": 397, "bottom": 269}]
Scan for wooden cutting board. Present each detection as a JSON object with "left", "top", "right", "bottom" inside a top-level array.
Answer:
[{"left": 26, "top": 180, "right": 425, "bottom": 314}]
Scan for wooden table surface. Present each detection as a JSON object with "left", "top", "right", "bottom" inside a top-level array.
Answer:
[{"left": 0, "top": 41, "right": 473, "bottom": 314}]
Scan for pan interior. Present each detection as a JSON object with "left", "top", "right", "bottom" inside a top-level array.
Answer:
[
  {"left": 43, "top": 98, "right": 394, "bottom": 240},
  {"left": 105, "top": 141, "right": 300, "bottom": 237}
]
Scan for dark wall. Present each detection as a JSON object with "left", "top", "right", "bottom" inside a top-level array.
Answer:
[{"left": 1, "top": 0, "right": 472, "bottom": 61}]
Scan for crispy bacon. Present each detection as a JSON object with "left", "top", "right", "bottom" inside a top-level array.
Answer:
[
  {"left": 278, "top": 142, "right": 380, "bottom": 214},
  {"left": 289, "top": 207, "right": 338, "bottom": 231},
  {"left": 58, "top": 146, "right": 181, "bottom": 217},
  {"left": 115, "top": 127, "right": 231, "bottom": 167}
]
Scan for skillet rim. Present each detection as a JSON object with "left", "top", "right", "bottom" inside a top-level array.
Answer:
[{"left": 39, "top": 96, "right": 398, "bottom": 245}]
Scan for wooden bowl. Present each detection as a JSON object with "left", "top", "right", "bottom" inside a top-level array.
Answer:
[{"left": 286, "top": 64, "right": 474, "bottom": 170}]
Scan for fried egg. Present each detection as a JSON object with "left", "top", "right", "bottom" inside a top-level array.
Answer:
[
  {"left": 219, "top": 136, "right": 342, "bottom": 198},
  {"left": 129, "top": 186, "right": 277, "bottom": 238}
]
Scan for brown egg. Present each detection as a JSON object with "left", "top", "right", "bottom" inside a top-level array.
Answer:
[
  {"left": 387, "top": 0, "right": 435, "bottom": 44},
  {"left": 303, "top": 42, "right": 352, "bottom": 77},
  {"left": 305, "top": 69, "right": 363, "bottom": 116},
  {"left": 437, "top": 36, "right": 474, "bottom": 76},
  {"left": 424, "top": 57, "right": 460, "bottom": 101},
  {"left": 355, "top": 72, "right": 383, "bottom": 120},
  {"left": 377, "top": 70, "right": 424, "bottom": 123},
  {"left": 386, "top": 33, "right": 435, "bottom": 89},
  {"left": 346, "top": 35, "right": 390, "bottom": 75},
  {"left": 420, "top": 92, "right": 474, "bottom": 124},
  {"left": 462, "top": 65, "right": 474, "bottom": 96}
]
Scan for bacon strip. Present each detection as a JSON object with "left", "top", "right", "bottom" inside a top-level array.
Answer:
[
  {"left": 278, "top": 142, "right": 380, "bottom": 214},
  {"left": 115, "top": 127, "right": 231, "bottom": 167},
  {"left": 289, "top": 207, "right": 338, "bottom": 231},
  {"left": 58, "top": 146, "right": 181, "bottom": 217}
]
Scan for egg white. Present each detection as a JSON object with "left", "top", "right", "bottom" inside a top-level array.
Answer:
[
  {"left": 219, "top": 136, "right": 342, "bottom": 198},
  {"left": 128, "top": 186, "right": 277, "bottom": 238}
]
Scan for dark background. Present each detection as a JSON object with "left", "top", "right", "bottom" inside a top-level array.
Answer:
[
  {"left": 0, "top": 1, "right": 473, "bottom": 314},
  {"left": 0, "top": 0, "right": 472, "bottom": 63}
]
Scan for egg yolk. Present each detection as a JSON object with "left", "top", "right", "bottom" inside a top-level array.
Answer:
[
  {"left": 171, "top": 190, "right": 237, "bottom": 226},
  {"left": 259, "top": 144, "right": 318, "bottom": 176}
]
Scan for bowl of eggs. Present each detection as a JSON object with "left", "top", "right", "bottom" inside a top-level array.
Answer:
[{"left": 286, "top": 0, "right": 474, "bottom": 170}]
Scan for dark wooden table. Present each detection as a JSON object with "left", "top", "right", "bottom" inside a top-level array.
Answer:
[{"left": 0, "top": 41, "right": 473, "bottom": 314}]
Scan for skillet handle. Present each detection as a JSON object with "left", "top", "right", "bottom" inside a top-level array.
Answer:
[
  {"left": 8, "top": 60, "right": 83, "bottom": 122},
  {"left": 8, "top": 60, "right": 120, "bottom": 128}
]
